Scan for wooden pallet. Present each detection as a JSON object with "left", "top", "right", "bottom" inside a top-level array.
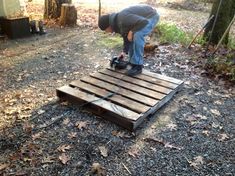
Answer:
[{"left": 56, "top": 68, "right": 184, "bottom": 131}]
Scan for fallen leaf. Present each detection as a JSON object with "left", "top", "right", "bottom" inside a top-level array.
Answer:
[
  {"left": 143, "top": 137, "right": 164, "bottom": 145},
  {"left": 76, "top": 121, "right": 89, "bottom": 130},
  {"left": 189, "top": 156, "right": 204, "bottom": 169},
  {"left": 59, "top": 153, "right": 70, "bottom": 164},
  {"left": 32, "top": 132, "right": 43, "bottom": 140},
  {"left": 4, "top": 107, "right": 19, "bottom": 115},
  {"left": 60, "top": 101, "right": 68, "bottom": 106},
  {"left": 111, "top": 130, "right": 125, "bottom": 138},
  {"left": 37, "top": 109, "right": 45, "bottom": 115},
  {"left": 63, "top": 118, "right": 70, "bottom": 125},
  {"left": 22, "top": 121, "right": 34, "bottom": 134},
  {"left": 212, "top": 122, "right": 222, "bottom": 129},
  {"left": 98, "top": 146, "right": 108, "bottom": 157},
  {"left": 166, "top": 123, "right": 177, "bottom": 130},
  {"left": 202, "top": 130, "right": 210, "bottom": 136},
  {"left": 42, "top": 156, "right": 55, "bottom": 164},
  {"left": 57, "top": 145, "right": 72, "bottom": 152},
  {"left": 218, "top": 133, "right": 229, "bottom": 141},
  {"left": 68, "top": 132, "right": 77, "bottom": 139},
  {"left": 0, "top": 163, "right": 9, "bottom": 171},
  {"left": 186, "top": 115, "right": 199, "bottom": 122},
  {"left": 214, "top": 100, "right": 222, "bottom": 105},
  {"left": 210, "top": 109, "right": 221, "bottom": 116},
  {"left": 128, "top": 147, "right": 139, "bottom": 158},
  {"left": 91, "top": 162, "right": 106, "bottom": 176}
]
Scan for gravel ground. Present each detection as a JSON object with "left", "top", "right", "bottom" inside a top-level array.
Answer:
[{"left": 0, "top": 2, "right": 235, "bottom": 176}]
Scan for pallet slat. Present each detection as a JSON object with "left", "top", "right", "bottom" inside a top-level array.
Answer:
[
  {"left": 113, "top": 68, "right": 179, "bottom": 89},
  {"left": 142, "top": 70, "right": 183, "bottom": 85}
]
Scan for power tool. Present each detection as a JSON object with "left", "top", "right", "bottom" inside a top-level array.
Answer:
[{"left": 110, "top": 55, "right": 128, "bottom": 70}]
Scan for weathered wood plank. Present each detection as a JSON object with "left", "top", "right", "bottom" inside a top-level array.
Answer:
[
  {"left": 100, "top": 69, "right": 173, "bottom": 94},
  {"left": 77, "top": 77, "right": 158, "bottom": 106},
  {"left": 70, "top": 81, "right": 150, "bottom": 113},
  {"left": 142, "top": 70, "right": 183, "bottom": 85},
  {"left": 112, "top": 68, "right": 179, "bottom": 89},
  {"left": 91, "top": 72, "right": 166, "bottom": 100},
  {"left": 57, "top": 86, "right": 140, "bottom": 121}
]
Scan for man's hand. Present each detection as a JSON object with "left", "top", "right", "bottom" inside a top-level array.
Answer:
[
  {"left": 127, "top": 31, "right": 133, "bottom": 42},
  {"left": 119, "top": 52, "right": 126, "bottom": 59}
]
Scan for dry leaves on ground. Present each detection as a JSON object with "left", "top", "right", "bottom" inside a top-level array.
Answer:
[
  {"left": 111, "top": 130, "right": 125, "bottom": 138},
  {"left": 91, "top": 162, "right": 106, "bottom": 176},
  {"left": 0, "top": 163, "right": 10, "bottom": 171},
  {"left": 218, "top": 133, "right": 229, "bottom": 141},
  {"left": 68, "top": 132, "right": 77, "bottom": 139},
  {"left": 32, "top": 132, "right": 44, "bottom": 140},
  {"left": 128, "top": 146, "right": 140, "bottom": 158},
  {"left": 59, "top": 153, "right": 70, "bottom": 164},
  {"left": 210, "top": 109, "right": 221, "bottom": 116},
  {"left": 75, "top": 121, "right": 89, "bottom": 130},
  {"left": 98, "top": 146, "right": 108, "bottom": 157},
  {"left": 42, "top": 156, "right": 56, "bottom": 164},
  {"left": 57, "top": 145, "right": 72, "bottom": 152},
  {"left": 189, "top": 156, "right": 204, "bottom": 169},
  {"left": 62, "top": 118, "right": 70, "bottom": 125},
  {"left": 166, "top": 123, "right": 177, "bottom": 131}
]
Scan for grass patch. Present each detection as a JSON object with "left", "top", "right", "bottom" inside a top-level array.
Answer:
[
  {"left": 155, "top": 23, "right": 192, "bottom": 46},
  {"left": 228, "top": 37, "right": 235, "bottom": 49},
  {"left": 96, "top": 32, "right": 122, "bottom": 49}
]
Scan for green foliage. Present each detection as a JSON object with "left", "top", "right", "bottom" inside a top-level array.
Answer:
[
  {"left": 96, "top": 32, "right": 122, "bottom": 49},
  {"left": 228, "top": 37, "right": 235, "bottom": 49},
  {"left": 155, "top": 23, "right": 192, "bottom": 46}
]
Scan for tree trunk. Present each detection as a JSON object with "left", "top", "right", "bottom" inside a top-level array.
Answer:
[
  {"left": 59, "top": 3, "right": 77, "bottom": 26},
  {"left": 98, "top": 0, "right": 101, "bottom": 19},
  {"left": 204, "top": 0, "right": 235, "bottom": 45},
  {"left": 44, "top": 0, "right": 71, "bottom": 19}
]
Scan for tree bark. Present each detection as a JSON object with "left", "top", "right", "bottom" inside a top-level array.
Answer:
[
  {"left": 204, "top": 0, "right": 235, "bottom": 45},
  {"left": 59, "top": 3, "right": 77, "bottom": 26},
  {"left": 44, "top": 0, "right": 71, "bottom": 19}
]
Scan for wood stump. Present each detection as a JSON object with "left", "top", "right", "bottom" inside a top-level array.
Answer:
[{"left": 59, "top": 3, "right": 77, "bottom": 26}]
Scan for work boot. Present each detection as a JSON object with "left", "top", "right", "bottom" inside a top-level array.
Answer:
[{"left": 126, "top": 64, "right": 143, "bottom": 76}]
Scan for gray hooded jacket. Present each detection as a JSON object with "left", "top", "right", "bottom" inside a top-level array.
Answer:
[{"left": 109, "top": 4, "right": 157, "bottom": 53}]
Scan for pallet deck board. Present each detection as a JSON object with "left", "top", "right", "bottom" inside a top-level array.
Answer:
[
  {"left": 57, "top": 68, "right": 184, "bottom": 130},
  {"left": 57, "top": 86, "right": 140, "bottom": 121},
  {"left": 78, "top": 77, "right": 158, "bottom": 106},
  {"left": 69, "top": 81, "right": 151, "bottom": 113},
  {"left": 100, "top": 69, "right": 173, "bottom": 94},
  {"left": 91, "top": 72, "right": 166, "bottom": 99},
  {"left": 114, "top": 68, "right": 179, "bottom": 89}
]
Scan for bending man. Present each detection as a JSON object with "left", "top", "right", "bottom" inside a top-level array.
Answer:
[{"left": 98, "top": 4, "right": 160, "bottom": 76}]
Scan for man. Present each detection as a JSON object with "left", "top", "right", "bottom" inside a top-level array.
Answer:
[{"left": 98, "top": 4, "right": 160, "bottom": 76}]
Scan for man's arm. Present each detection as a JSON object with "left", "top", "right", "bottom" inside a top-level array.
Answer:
[{"left": 122, "top": 36, "right": 131, "bottom": 54}]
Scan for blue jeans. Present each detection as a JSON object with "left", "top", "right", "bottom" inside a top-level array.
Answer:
[{"left": 129, "top": 13, "right": 160, "bottom": 65}]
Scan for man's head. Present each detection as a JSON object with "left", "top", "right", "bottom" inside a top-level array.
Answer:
[{"left": 98, "top": 14, "right": 113, "bottom": 33}]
